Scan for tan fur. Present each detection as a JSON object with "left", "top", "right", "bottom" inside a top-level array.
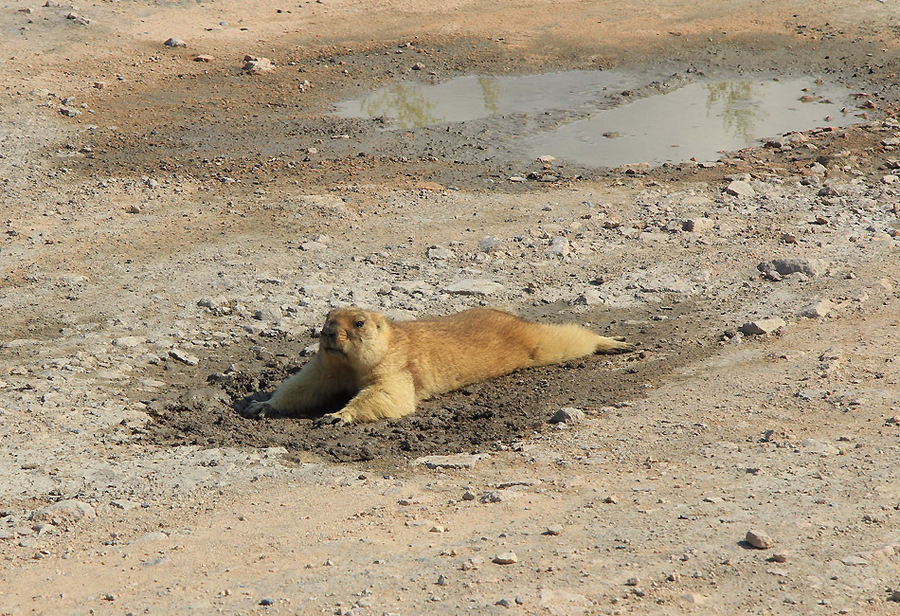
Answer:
[{"left": 242, "top": 307, "right": 634, "bottom": 423}]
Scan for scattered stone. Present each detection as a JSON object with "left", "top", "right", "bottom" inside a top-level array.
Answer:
[
  {"left": 548, "top": 407, "right": 585, "bottom": 424},
  {"left": 412, "top": 454, "right": 489, "bottom": 469},
  {"left": 243, "top": 55, "right": 275, "bottom": 74},
  {"left": 680, "top": 593, "right": 706, "bottom": 605},
  {"left": 478, "top": 237, "right": 501, "bottom": 252},
  {"left": 58, "top": 106, "right": 81, "bottom": 117},
  {"left": 574, "top": 288, "right": 603, "bottom": 306},
  {"left": 770, "top": 551, "right": 789, "bottom": 563},
  {"left": 193, "top": 54, "right": 215, "bottom": 63},
  {"left": 163, "top": 38, "right": 187, "bottom": 48},
  {"left": 841, "top": 555, "right": 868, "bottom": 566},
  {"left": 126, "top": 204, "right": 142, "bottom": 214},
  {"left": 436, "top": 574, "right": 449, "bottom": 586},
  {"left": 746, "top": 529, "right": 775, "bottom": 549},
  {"left": 798, "top": 299, "right": 833, "bottom": 319},
  {"left": 891, "top": 590, "right": 900, "bottom": 603},
  {"left": 30, "top": 500, "right": 96, "bottom": 526},
  {"left": 758, "top": 257, "right": 822, "bottom": 278},
  {"left": 411, "top": 62, "right": 425, "bottom": 70},
  {"left": 767, "top": 567, "right": 789, "bottom": 577},
  {"left": 625, "top": 577, "right": 640, "bottom": 586},
  {"left": 800, "top": 438, "right": 839, "bottom": 454},
  {"left": 65, "top": 12, "right": 90, "bottom": 24},
  {"left": 543, "top": 525, "right": 563, "bottom": 536},
  {"left": 682, "top": 217, "right": 715, "bottom": 233},
  {"left": 725, "top": 180, "right": 755, "bottom": 197},
  {"left": 443, "top": 279, "right": 504, "bottom": 296},
  {"left": 461, "top": 490, "right": 476, "bottom": 501},
  {"left": 603, "top": 494, "right": 619, "bottom": 504},
  {"left": 493, "top": 552, "right": 518, "bottom": 565},
  {"left": 547, "top": 236, "right": 570, "bottom": 257},
  {"left": 539, "top": 589, "right": 589, "bottom": 611},
  {"left": 739, "top": 318, "right": 786, "bottom": 336},
  {"left": 112, "top": 335, "right": 145, "bottom": 348},
  {"left": 426, "top": 246, "right": 453, "bottom": 260},
  {"left": 169, "top": 348, "right": 200, "bottom": 366}
]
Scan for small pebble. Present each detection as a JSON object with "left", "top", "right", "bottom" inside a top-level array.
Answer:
[
  {"left": 543, "top": 525, "right": 563, "bottom": 536},
  {"left": 493, "top": 552, "right": 518, "bottom": 565}
]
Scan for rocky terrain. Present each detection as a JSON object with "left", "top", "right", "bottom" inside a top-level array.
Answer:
[{"left": 1, "top": 1, "right": 899, "bottom": 614}]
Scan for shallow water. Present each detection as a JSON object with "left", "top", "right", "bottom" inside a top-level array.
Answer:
[
  {"left": 333, "top": 70, "right": 658, "bottom": 129},
  {"left": 334, "top": 71, "right": 860, "bottom": 167},
  {"left": 523, "top": 78, "right": 858, "bottom": 166}
]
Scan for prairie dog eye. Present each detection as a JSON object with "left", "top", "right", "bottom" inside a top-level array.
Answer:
[{"left": 354, "top": 320, "right": 365, "bottom": 328}]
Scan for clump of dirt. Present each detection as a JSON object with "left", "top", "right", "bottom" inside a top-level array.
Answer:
[{"left": 140, "top": 306, "right": 716, "bottom": 468}]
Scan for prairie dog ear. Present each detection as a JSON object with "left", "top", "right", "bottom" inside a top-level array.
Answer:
[{"left": 374, "top": 313, "right": 388, "bottom": 329}]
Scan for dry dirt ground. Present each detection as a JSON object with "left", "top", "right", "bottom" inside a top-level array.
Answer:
[{"left": 2, "top": 1, "right": 900, "bottom": 614}]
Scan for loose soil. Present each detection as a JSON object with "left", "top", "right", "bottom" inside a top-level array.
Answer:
[{"left": 1, "top": 1, "right": 900, "bottom": 615}]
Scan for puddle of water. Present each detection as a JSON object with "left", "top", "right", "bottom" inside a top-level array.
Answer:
[
  {"left": 334, "top": 71, "right": 860, "bottom": 167},
  {"left": 333, "top": 70, "right": 658, "bottom": 129},
  {"left": 524, "top": 78, "right": 859, "bottom": 166}
]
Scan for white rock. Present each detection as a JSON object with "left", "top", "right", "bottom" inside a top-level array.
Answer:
[
  {"left": 549, "top": 407, "right": 585, "bottom": 424},
  {"left": 493, "top": 552, "right": 518, "bottom": 565},
  {"left": 798, "top": 299, "right": 833, "bottom": 319},
  {"left": 574, "top": 288, "right": 603, "bottom": 306},
  {"left": 679, "top": 593, "right": 706, "bottom": 605},
  {"left": 547, "top": 236, "right": 570, "bottom": 257},
  {"left": 243, "top": 55, "right": 275, "bottom": 74},
  {"left": 163, "top": 38, "right": 187, "bottom": 48},
  {"left": 113, "top": 336, "right": 146, "bottom": 348},
  {"left": 800, "top": 438, "right": 839, "bottom": 454},
  {"left": 169, "top": 348, "right": 200, "bottom": 366},
  {"left": 544, "top": 525, "right": 563, "bottom": 536},
  {"left": 725, "top": 180, "right": 755, "bottom": 197},
  {"left": 30, "top": 500, "right": 96, "bottom": 526},
  {"left": 427, "top": 246, "right": 454, "bottom": 260}
]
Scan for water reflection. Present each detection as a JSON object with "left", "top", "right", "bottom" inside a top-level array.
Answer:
[
  {"left": 334, "top": 71, "right": 859, "bottom": 167},
  {"left": 334, "top": 70, "right": 657, "bottom": 129},
  {"left": 705, "top": 80, "right": 761, "bottom": 143},
  {"left": 524, "top": 78, "right": 856, "bottom": 166}
]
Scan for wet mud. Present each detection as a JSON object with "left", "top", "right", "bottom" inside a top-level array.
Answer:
[{"left": 141, "top": 304, "right": 717, "bottom": 468}]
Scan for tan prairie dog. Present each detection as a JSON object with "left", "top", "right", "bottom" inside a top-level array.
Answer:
[{"left": 241, "top": 306, "right": 634, "bottom": 424}]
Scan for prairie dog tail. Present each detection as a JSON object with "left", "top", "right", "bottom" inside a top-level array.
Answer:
[{"left": 530, "top": 322, "right": 633, "bottom": 366}]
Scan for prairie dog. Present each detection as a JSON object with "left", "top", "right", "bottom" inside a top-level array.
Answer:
[{"left": 241, "top": 307, "right": 633, "bottom": 423}]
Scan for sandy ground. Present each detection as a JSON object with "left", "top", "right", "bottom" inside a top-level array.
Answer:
[{"left": 2, "top": 1, "right": 900, "bottom": 614}]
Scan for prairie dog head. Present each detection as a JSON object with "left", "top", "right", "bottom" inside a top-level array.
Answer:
[{"left": 319, "top": 307, "right": 390, "bottom": 369}]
